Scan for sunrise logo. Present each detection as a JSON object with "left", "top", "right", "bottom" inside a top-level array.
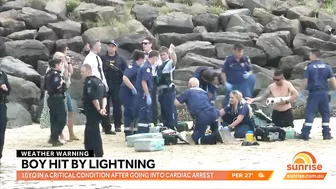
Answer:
[
  {"left": 287, "top": 151, "right": 322, "bottom": 171},
  {"left": 284, "top": 151, "right": 327, "bottom": 180}
]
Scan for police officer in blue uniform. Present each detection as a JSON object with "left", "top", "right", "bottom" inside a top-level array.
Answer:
[
  {"left": 134, "top": 50, "right": 160, "bottom": 133},
  {"left": 44, "top": 59, "right": 67, "bottom": 146},
  {"left": 298, "top": 49, "right": 336, "bottom": 141},
  {"left": 221, "top": 43, "right": 256, "bottom": 107},
  {"left": 193, "top": 67, "right": 221, "bottom": 101},
  {"left": 120, "top": 50, "right": 145, "bottom": 137},
  {"left": 81, "top": 64, "right": 107, "bottom": 157},
  {"left": 0, "top": 70, "right": 10, "bottom": 164},
  {"left": 157, "top": 46, "right": 178, "bottom": 130},
  {"left": 101, "top": 40, "right": 127, "bottom": 132},
  {"left": 175, "top": 77, "right": 224, "bottom": 145}
]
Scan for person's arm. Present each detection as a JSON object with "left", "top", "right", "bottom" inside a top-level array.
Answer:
[
  {"left": 301, "top": 65, "right": 309, "bottom": 91},
  {"left": 250, "top": 85, "right": 271, "bottom": 102},
  {"left": 170, "top": 52, "right": 177, "bottom": 67},
  {"left": 51, "top": 73, "right": 63, "bottom": 89},
  {"left": 142, "top": 80, "right": 149, "bottom": 95},
  {"left": 122, "top": 76, "right": 134, "bottom": 90},
  {"left": 67, "top": 56, "right": 74, "bottom": 75},
  {"left": 86, "top": 82, "right": 101, "bottom": 111},
  {"left": 230, "top": 104, "right": 249, "bottom": 127},
  {"left": 246, "top": 56, "right": 253, "bottom": 75},
  {"left": 221, "top": 59, "right": 228, "bottom": 84},
  {"left": 175, "top": 90, "right": 188, "bottom": 106},
  {"left": 3, "top": 73, "right": 11, "bottom": 95},
  {"left": 327, "top": 65, "right": 336, "bottom": 90},
  {"left": 121, "top": 57, "right": 128, "bottom": 73},
  {"left": 141, "top": 68, "right": 151, "bottom": 96},
  {"left": 63, "top": 61, "right": 69, "bottom": 80},
  {"left": 286, "top": 81, "right": 299, "bottom": 103}
]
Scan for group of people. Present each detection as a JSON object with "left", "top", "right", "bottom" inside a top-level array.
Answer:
[{"left": 0, "top": 38, "right": 335, "bottom": 161}]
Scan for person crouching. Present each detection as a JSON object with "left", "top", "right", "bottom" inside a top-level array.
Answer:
[
  {"left": 219, "top": 90, "right": 255, "bottom": 138},
  {"left": 174, "top": 77, "right": 223, "bottom": 145}
]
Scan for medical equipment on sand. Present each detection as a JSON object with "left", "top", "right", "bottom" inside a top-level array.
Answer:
[
  {"left": 134, "top": 138, "right": 165, "bottom": 152},
  {"left": 266, "top": 97, "right": 290, "bottom": 106},
  {"left": 126, "top": 133, "right": 163, "bottom": 147}
]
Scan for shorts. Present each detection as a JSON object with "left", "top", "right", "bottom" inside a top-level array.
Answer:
[
  {"left": 66, "top": 91, "right": 73, "bottom": 112},
  {"left": 272, "top": 108, "right": 294, "bottom": 128}
]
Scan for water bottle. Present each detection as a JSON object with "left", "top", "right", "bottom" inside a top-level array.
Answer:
[
  {"left": 245, "top": 130, "right": 254, "bottom": 143},
  {"left": 285, "top": 127, "right": 295, "bottom": 139}
]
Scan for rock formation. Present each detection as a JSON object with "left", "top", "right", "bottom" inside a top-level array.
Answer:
[{"left": 1, "top": 0, "right": 336, "bottom": 128}]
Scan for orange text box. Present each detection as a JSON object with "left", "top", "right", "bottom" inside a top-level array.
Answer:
[
  {"left": 16, "top": 170, "right": 274, "bottom": 181},
  {"left": 284, "top": 172, "right": 327, "bottom": 180}
]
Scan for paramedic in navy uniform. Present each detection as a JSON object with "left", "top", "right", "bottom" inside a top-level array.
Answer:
[
  {"left": 0, "top": 70, "right": 10, "bottom": 164},
  {"left": 157, "top": 46, "right": 178, "bottom": 130},
  {"left": 142, "top": 37, "right": 162, "bottom": 125},
  {"left": 44, "top": 59, "right": 67, "bottom": 146},
  {"left": 81, "top": 64, "right": 106, "bottom": 157},
  {"left": 298, "top": 49, "right": 336, "bottom": 141},
  {"left": 175, "top": 77, "right": 224, "bottom": 145},
  {"left": 193, "top": 67, "right": 221, "bottom": 101},
  {"left": 221, "top": 43, "right": 256, "bottom": 106},
  {"left": 101, "top": 40, "right": 127, "bottom": 133},
  {"left": 120, "top": 50, "right": 146, "bottom": 137},
  {"left": 83, "top": 40, "right": 115, "bottom": 135},
  {"left": 134, "top": 50, "right": 160, "bottom": 133}
]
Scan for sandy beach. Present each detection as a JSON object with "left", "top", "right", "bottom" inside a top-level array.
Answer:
[{"left": 0, "top": 118, "right": 335, "bottom": 189}]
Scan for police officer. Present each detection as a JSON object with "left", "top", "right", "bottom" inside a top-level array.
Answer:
[
  {"left": 175, "top": 77, "right": 223, "bottom": 145},
  {"left": 134, "top": 50, "right": 160, "bottom": 133},
  {"left": 44, "top": 59, "right": 67, "bottom": 146},
  {"left": 298, "top": 49, "right": 336, "bottom": 141},
  {"left": 221, "top": 43, "right": 256, "bottom": 107},
  {"left": 101, "top": 40, "right": 127, "bottom": 133},
  {"left": 81, "top": 64, "right": 106, "bottom": 157},
  {"left": 193, "top": 67, "right": 221, "bottom": 101},
  {"left": 157, "top": 46, "right": 178, "bottom": 130},
  {"left": 120, "top": 50, "right": 145, "bottom": 137},
  {"left": 0, "top": 70, "right": 10, "bottom": 164}
]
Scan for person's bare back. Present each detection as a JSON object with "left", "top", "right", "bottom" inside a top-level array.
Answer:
[{"left": 269, "top": 80, "right": 293, "bottom": 111}]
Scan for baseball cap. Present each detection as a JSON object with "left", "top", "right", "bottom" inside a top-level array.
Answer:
[{"left": 108, "top": 40, "right": 118, "bottom": 47}]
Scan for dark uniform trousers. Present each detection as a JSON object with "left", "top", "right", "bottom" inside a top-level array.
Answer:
[
  {"left": 85, "top": 110, "right": 103, "bottom": 157},
  {"left": 158, "top": 87, "right": 177, "bottom": 129},
  {"left": 192, "top": 108, "right": 220, "bottom": 145},
  {"left": 152, "top": 77, "right": 158, "bottom": 125},
  {"left": 47, "top": 95, "right": 67, "bottom": 142},
  {"left": 104, "top": 84, "right": 122, "bottom": 129},
  {"left": 0, "top": 102, "right": 7, "bottom": 159}
]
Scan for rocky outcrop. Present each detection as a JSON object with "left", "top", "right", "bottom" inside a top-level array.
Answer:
[{"left": 1, "top": 0, "right": 336, "bottom": 127}]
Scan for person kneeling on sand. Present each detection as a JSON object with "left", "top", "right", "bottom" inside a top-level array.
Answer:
[
  {"left": 174, "top": 77, "right": 223, "bottom": 145},
  {"left": 219, "top": 90, "right": 255, "bottom": 139}
]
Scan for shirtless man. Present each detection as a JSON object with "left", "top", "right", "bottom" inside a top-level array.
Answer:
[{"left": 246, "top": 70, "right": 299, "bottom": 128}]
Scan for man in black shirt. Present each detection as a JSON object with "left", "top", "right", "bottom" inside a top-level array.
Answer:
[
  {"left": 81, "top": 64, "right": 106, "bottom": 157},
  {"left": 44, "top": 59, "right": 67, "bottom": 146},
  {"left": 101, "top": 40, "right": 127, "bottom": 132},
  {"left": 0, "top": 70, "right": 11, "bottom": 164}
]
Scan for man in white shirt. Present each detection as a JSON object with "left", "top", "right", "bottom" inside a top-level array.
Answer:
[{"left": 83, "top": 40, "right": 116, "bottom": 135}]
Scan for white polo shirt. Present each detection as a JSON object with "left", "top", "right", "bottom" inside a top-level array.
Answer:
[{"left": 83, "top": 51, "right": 108, "bottom": 90}]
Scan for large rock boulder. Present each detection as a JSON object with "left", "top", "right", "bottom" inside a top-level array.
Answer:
[
  {"left": 179, "top": 53, "right": 223, "bottom": 69},
  {"left": 175, "top": 41, "right": 216, "bottom": 61},
  {"left": 3, "top": 40, "right": 50, "bottom": 68},
  {"left": 17, "top": 7, "right": 58, "bottom": 29},
  {"left": 153, "top": 12, "right": 194, "bottom": 34},
  {"left": 6, "top": 102, "right": 33, "bottom": 129}
]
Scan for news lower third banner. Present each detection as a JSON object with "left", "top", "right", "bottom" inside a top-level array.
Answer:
[{"left": 15, "top": 150, "right": 327, "bottom": 181}]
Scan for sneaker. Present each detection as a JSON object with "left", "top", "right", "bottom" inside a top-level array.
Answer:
[
  {"left": 52, "top": 140, "right": 64, "bottom": 147},
  {"left": 295, "top": 133, "right": 310, "bottom": 141},
  {"left": 115, "top": 128, "right": 122, "bottom": 132}
]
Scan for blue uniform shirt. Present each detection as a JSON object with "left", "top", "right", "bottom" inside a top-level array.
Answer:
[
  {"left": 135, "top": 61, "right": 153, "bottom": 94},
  {"left": 193, "top": 67, "right": 217, "bottom": 94},
  {"left": 223, "top": 102, "right": 251, "bottom": 125},
  {"left": 222, "top": 55, "right": 251, "bottom": 85},
  {"left": 121, "top": 61, "right": 140, "bottom": 92},
  {"left": 304, "top": 60, "right": 334, "bottom": 91},
  {"left": 176, "top": 87, "right": 213, "bottom": 117}
]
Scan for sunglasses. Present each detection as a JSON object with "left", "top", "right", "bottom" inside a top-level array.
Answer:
[
  {"left": 142, "top": 42, "right": 149, "bottom": 45},
  {"left": 273, "top": 78, "right": 282, "bottom": 81}
]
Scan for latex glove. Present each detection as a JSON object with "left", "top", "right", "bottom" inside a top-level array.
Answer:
[
  {"left": 243, "top": 71, "right": 251, "bottom": 79},
  {"left": 146, "top": 94, "right": 152, "bottom": 106},
  {"left": 299, "top": 92, "right": 304, "bottom": 100},
  {"left": 131, "top": 88, "right": 137, "bottom": 95},
  {"left": 225, "top": 82, "right": 232, "bottom": 91},
  {"left": 227, "top": 125, "right": 234, "bottom": 132}
]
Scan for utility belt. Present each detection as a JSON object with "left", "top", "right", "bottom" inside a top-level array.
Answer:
[
  {"left": 157, "top": 85, "right": 175, "bottom": 94},
  {"left": 48, "top": 93, "right": 65, "bottom": 98}
]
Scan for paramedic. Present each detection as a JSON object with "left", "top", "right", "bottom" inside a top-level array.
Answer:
[
  {"left": 175, "top": 77, "right": 224, "bottom": 145},
  {"left": 221, "top": 43, "right": 256, "bottom": 106},
  {"left": 246, "top": 70, "right": 299, "bottom": 128},
  {"left": 134, "top": 50, "right": 160, "bottom": 133},
  {"left": 298, "top": 48, "right": 336, "bottom": 140},
  {"left": 219, "top": 90, "right": 254, "bottom": 138},
  {"left": 120, "top": 50, "right": 145, "bottom": 137},
  {"left": 157, "top": 46, "right": 178, "bottom": 130},
  {"left": 193, "top": 67, "right": 221, "bottom": 101}
]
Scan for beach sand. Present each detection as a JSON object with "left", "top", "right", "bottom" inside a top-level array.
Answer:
[{"left": 0, "top": 118, "right": 335, "bottom": 189}]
